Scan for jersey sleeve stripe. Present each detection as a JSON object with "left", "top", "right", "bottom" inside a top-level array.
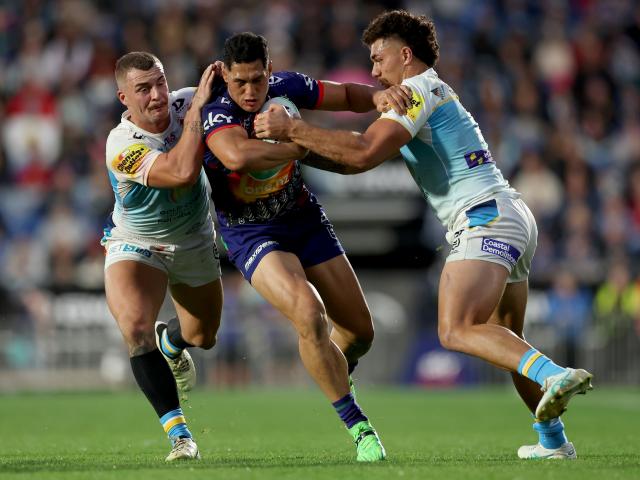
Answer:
[
  {"left": 314, "top": 80, "right": 325, "bottom": 109},
  {"left": 205, "top": 124, "right": 243, "bottom": 141}
]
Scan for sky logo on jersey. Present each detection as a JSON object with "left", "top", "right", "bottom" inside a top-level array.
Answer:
[
  {"left": 203, "top": 112, "right": 234, "bottom": 131},
  {"left": 112, "top": 144, "right": 150, "bottom": 176},
  {"left": 464, "top": 150, "right": 494, "bottom": 169},
  {"left": 481, "top": 238, "right": 520, "bottom": 266},
  {"left": 407, "top": 91, "right": 424, "bottom": 121}
]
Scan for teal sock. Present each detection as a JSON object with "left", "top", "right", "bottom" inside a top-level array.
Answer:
[
  {"left": 160, "top": 329, "right": 182, "bottom": 360},
  {"left": 517, "top": 348, "right": 565, "bottom": 386},
  {"left": 534, "top": 418, "right": 568, "bottom": 449},
  {"left": 160, "top": 408, "right": 192, "bottom": 444}
]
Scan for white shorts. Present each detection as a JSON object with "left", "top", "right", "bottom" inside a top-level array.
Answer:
[
  {"left": 445, "top": 196, "right": 537, "bottom": 283},
  {"left": 103, "top": 225, "right": 221, "bottom": 287}
]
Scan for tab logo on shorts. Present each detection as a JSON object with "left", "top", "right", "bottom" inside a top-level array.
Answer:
[
  {"left": 112, "top": 144, "right": 150, "bottom": 176},
  {"left": 464, "top": 150, "right": 494, "bottom": 169},
  {"left": 481, "top": 238, "right": 520, "bottom": 266},
  {"left": 406, "top": 91, "right": 424, "bottom": 121}
]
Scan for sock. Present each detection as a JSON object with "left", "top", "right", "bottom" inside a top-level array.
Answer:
[
  {"left": 347, "top": 361, "right": 358, "bottom": 375},
  {"left": 160, "top": 408, "right": 193, "bottom": 443},
  {"left": 130, "top": 350, "right": 180, "bottom": 416},
  {"left": 534, "top": 418, "right": 568, "bottom": 449},
  {"left": 332, "top": 392, "right": 368, "bottom": 429},
  {"left": 130, "top": 350, "right": 190, "bottom": 442},
  {"left": 517, "top": 348, "right": 566, "bottom": 386},
  {"left": 160, "top": 317, "right": 193, "bottom": 359}
]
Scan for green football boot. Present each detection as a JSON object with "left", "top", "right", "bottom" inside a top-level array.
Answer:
[{"left": 348, "top": 420, "right": 386, "bottom": 462}]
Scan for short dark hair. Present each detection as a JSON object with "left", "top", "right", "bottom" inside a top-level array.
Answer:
[
  {"left": 115, "top": 51, "right": 161, "bottom": 87},
  {"left": 223, "top": 32, "right": 269, "bottom": 68},
  {"left": 362, "top": 10, "right": 439, "bottom": 67}
]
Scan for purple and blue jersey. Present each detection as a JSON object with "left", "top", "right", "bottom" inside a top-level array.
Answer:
[
  {"left": 201, "top": 71, "right": 344, "bottom": 280},
  {"left": 201, "top": 71, "right": 325, "bottom": 227}
]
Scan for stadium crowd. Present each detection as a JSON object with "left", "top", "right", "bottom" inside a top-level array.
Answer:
[{"left": 1, "top": 0, "right": 640, "bottom": 374}]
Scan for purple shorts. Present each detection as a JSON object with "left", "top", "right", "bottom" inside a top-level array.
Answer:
[{"left": 219, "top": 202, "right": 345, "bottom": 282}]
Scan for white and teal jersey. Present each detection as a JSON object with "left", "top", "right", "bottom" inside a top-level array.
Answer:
[
  {"left": 380, "top": 68, "right": 515, "bottom": 228},
  {"left": 104, "top": 88, "right": 212, "bottom": 242}
]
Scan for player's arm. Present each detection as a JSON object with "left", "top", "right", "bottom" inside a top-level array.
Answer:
[
  {"left": 318, "top": 81, "right": 412, "bottom": 115},
  {"left": 260, "top": 111, "right": 412, "bottom": 173},
  {"left": 146, "top": 64, "right": 216, "bottom": 188},
  {"left": 206, "top": 126, "right": 307, "bottom": 173}
]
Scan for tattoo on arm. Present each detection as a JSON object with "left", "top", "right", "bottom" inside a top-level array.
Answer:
[{"left": 186, "top": 120, "right": 203, "bottom": 136}]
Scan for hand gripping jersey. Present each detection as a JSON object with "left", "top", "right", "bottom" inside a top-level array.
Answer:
[
  {"left": 104, "top": 88, "right": 212, "bottom": 242},
  {"left": 380, "top": 68, "right": 516, "bottom": 228},
  {"left": 201, "top": 71, "right": 324, "bottom": 227}
]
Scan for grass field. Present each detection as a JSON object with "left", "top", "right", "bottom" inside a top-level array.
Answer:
[{"left": 0, "top": 386, "right": 638, "bottom": 479}]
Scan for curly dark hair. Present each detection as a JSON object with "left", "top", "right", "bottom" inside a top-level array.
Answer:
[
  {"left": 362, "top": 10, "right": 439, "bottom": 67},
  {"left": 223, "top": 32, "right": 269, "bottom": 68}
]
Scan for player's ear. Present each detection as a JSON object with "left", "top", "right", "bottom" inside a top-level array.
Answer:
[
  {"left": 117, "top": 90, "right": 127, "bottom": 107},
  {"left": 267, "top": 60, "right": 273, "bottom": 75},
  {"left": 222, "top": 64, "right": 230, "bottom": 83},
  {"left": 401, "top": 46, "right": 413, "bottom": 66}
]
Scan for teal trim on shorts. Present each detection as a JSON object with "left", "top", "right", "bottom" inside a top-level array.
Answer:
[{"left": 466, "top": 200, "right": 498, "bottom": 228}]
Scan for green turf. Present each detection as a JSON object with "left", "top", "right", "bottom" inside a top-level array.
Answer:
[{"left": 0, "top": 386, "right": 638, "bottom": 479}]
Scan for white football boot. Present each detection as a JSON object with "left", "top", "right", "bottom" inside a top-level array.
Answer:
[
  {"left": 165, "top": 437, "right": 201, "bottom": 461},
  {"left": 518, "top": 442, "right": 577, "bottom": 459},
  {"left": 535, "top": 368, "right": 593, "bottom": 421}
]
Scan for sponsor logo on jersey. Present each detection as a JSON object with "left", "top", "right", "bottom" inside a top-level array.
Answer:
[
  {"left": 203, "top": 112, "right": 234, "bottom": 131},
  {"left": 464, "top": 150, "right": 494, "bottom": 169},
  {"left": 481, "top": 237, "right": 520, "bottom": 266},
  {"left": 407, "top": 91, "right": 424, "bottom": 121},
  {"left": 268, "top": 75, "right": 284, "bottom": 85},
  {"left": 112, "top": 144, "right": 150, "bottom": 176},
  {"left": 244, "top": 240, "right": 278, "bottom": 271}
]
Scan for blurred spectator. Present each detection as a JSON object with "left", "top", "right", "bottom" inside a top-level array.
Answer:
[
  {"left": 546, "top": 269, "right": 592, "bottom": 367},
  {"left": 593, "top": 261, "right": 640, "bottom": 340}
]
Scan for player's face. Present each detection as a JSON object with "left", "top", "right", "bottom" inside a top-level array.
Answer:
[
  {"left": 369, "top": 38, "right": 405, "bottom": 88},
  {"left": 223, "top": 60, "right": 271, "bottom": 112},
  {"left": 118, "top": 63, "right": 170, "bottom": 133}
]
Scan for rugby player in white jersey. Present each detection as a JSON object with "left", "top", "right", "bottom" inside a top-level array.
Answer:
[
  {"left": 103, "top": 52, "right": 221, "bottom": 461},
  {"left": 255, "top": 10, "right": 594, "bottom": 460}
]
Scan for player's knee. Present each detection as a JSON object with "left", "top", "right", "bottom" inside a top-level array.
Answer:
[
  {"left": 296, "top": 310, "right": 329, "bottom": 345},
  {"left": 119, "top": 315, "right": 155, "bottom": 351}
]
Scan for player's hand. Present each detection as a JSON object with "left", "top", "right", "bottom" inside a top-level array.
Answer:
[
  {"left": 212, "top": 60, "right": 225, "bottom": 79},
  {"left": 191, "top": 64, "right": 216, "bottom": 110},
  {"left": 373, "top": 85, "right": 412, "bottom": 115},
  {"left": 254, "top": 104, "right": 294, "bottom": 142}
]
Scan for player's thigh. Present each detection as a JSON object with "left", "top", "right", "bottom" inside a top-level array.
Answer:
[
  {"left": 304, "top": 254, "right": 372, "bottom": 340},
  {"left": 104, "top": 260, "right": 168, "bottom": 345},
  {"left": 251, "top": 250, "right": 324, "bottom": 324},
  {"left": 438, "top": 259, "right": 509, "bottom": 330},
  {"left": 169, "top": 278, "right": 224, "bottom": 336},
  {"left": 487, "top": 280, "right": 528, "bottom": 337}
]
